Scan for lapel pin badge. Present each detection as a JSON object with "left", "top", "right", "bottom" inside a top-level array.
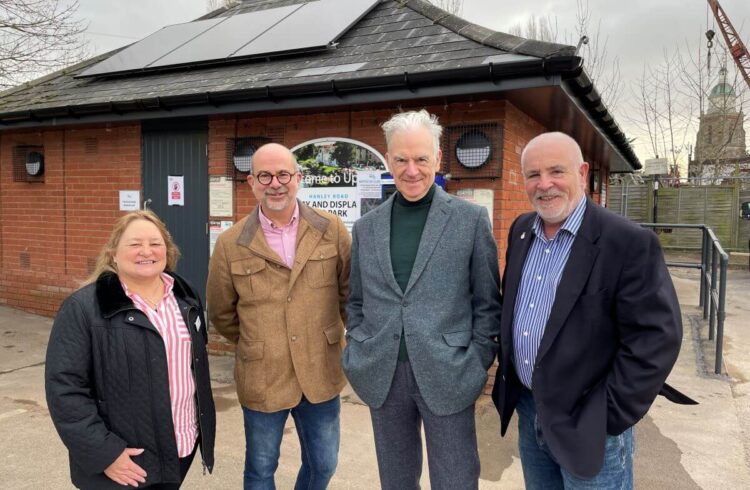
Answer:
[
  {"left": 521, "top": 232, "right": 526, "bottom": 240},
  {"left": 195, "top": 317, "right": 202, "bottom": 331}
]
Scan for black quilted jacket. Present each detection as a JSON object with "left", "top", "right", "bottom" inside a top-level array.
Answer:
[{"left": 45, "top": 271, "right": 215, "bottom": 489}]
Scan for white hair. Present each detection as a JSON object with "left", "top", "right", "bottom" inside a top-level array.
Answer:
[{"left": 382, "top": 109, "right": 443, "bottom": 155}]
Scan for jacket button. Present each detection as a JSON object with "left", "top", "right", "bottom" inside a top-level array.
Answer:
[
  {"left": 287, "top": 297, "right": 291, "bottom": 302},
  {"left": 393, "top": 334, "right": 399, "bottom": 340},
  {"left": 291, "top": 335, "right": 298, "bottom": 342},
  {"left": 246, "top": 269, "right": 251, "bottom": 274},
  {"left": 128, "top": 316, "right": 134, "bottom": 321}
]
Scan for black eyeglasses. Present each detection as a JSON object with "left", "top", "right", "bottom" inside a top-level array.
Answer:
[{"left": 255, "top": 171, "right": 297, "bottom": 185}]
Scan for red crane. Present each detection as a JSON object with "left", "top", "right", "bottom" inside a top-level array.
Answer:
[{"left": 707, "top": 0, "right": 750, "bottom": 89}]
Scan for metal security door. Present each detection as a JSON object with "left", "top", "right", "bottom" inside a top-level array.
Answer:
[{"left": 142, "top": 119, "right": 208, "bottom": 302}]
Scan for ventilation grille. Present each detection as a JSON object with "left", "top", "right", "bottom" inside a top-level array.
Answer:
[
  {"left": 441, "top": 123, "right": 503, "bottom": 180},
  {"left": 12, "top": 145, "right": 45, "bottom": 183},
  {"left": 225, "top": 136, "right": 272, "bottom": 181},
  {"left": 84, "top": 137, "right": 99, "bottom": 154},
  {"left": 19, "top": 252, "right": 31, "bottom": 269}
]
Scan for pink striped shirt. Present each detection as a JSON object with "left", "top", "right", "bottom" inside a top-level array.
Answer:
[
  {"left": 258, "top": 203, "right": 299, "bottom": 267},
  {"left": 123, "top": 273, "right": 198, "bottom": 458}
]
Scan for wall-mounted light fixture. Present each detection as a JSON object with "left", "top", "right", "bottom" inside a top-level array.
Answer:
[
  {"left": 26, "top": 151, "right": 44, "bottom": 176},
  {"left": 12, "top": 145, "right": 45, "bottom": 183},
  {"left": 455, "top": 130, "right": 492, "bottom": 169},
  {"left": 233, "top": 141, "right": 256, "bottom": 173}
]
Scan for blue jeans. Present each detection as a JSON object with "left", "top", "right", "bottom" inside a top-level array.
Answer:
[
  {"left": 242, "top": 396, "right": 340, "bottom": 490},
  {"left": 516, "top": 389, "right": 634, "bottom": 490}
]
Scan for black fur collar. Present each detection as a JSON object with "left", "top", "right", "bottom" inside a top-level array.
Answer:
[{"left": 95, "top": 271, "right": 198, "bottom": 318}]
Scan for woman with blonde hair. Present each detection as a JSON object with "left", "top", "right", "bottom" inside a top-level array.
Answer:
[{"left": 45, "top": 210, "right": 215, "bottom": 489}]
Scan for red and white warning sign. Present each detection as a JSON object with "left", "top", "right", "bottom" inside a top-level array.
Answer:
[{"left": 168, "top": 175, "right": 184, "bottom": 206}]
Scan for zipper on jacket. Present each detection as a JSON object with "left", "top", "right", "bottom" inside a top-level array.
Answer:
[
  {"left": 144, "top": 336, "right": 168, "bottom": 481},
  {"left": 186, "top": 304, "right": 208, "bottom": 474}
]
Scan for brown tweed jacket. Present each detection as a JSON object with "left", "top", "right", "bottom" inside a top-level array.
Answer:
[{"left": 207, "top": 202, "right": 351, "bottom": 412}]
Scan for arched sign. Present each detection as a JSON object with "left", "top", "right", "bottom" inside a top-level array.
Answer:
[{"left": 292, "top": 137, "right": 387, "bottom": 229}]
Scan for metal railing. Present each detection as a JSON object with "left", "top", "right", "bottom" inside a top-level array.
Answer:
[{"left": 639, "top": 223, "right": 728, "bottom": 374}]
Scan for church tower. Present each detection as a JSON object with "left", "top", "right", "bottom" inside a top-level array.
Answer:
[{"left": 690, "top": 67, "right": 746, "bottom": 177}]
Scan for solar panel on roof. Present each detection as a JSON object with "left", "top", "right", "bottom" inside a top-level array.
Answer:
[
  {"left": 79, "top": 17, "right": 227, "bottom": 77},
  {"left": 77, "top": 0, "right": 379, "bottom": 78},
  {"left": 232, "top": 0, "right": 379, "bottom": 58},
  {"left": 150, "top": 4, "right": 303, "bottom": 68}
]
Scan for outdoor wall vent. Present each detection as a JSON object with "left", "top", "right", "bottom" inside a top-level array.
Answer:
[
  {"left": 226, "top": 137, "right": 271, "bottom": 181},
  {"left": 455, "top": 130, "right": 492, "bottom": 169},
  {"left": 26, "top": 151, "right": 44, "bottom": 176},
  {"left": 84, "top": 137, "right": 99, "bottom": 154},
  {"left": 441, "top": 123, "right": 503, "bottom": 180},
  {"left": 19, "top": 252, "right": 31, "bottom": 269},
  {"left": 233, "top": 141, "right": 256, "bottom": 173},
  {"left": 12, "top": 145, "right": 45, "bottom": 183}
]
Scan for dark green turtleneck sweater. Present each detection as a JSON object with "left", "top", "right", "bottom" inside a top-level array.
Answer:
[{"left": 390, "top": 184, "right": 436, "bottom": 361}]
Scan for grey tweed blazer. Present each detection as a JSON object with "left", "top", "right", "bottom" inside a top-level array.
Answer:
[{"left": 342, "top": 186, "right": 502, "bottom": 416}]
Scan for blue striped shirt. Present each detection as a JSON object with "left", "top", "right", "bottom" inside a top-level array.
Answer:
[{"left": 512, "top": 197, "right": 587, "bottom": 388}]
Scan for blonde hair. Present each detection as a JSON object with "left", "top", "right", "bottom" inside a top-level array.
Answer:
[{"left": 83, "top": 210, "right": 180, "bottom": 286}]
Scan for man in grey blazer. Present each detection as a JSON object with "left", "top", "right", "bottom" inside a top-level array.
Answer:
[{"left": 342, "top": 109, "right": 502, "bottom": 490}]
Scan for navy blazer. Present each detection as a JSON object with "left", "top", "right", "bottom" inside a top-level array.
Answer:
[{"left": 492, "top": 198, "right": 690, "bottom": 479}]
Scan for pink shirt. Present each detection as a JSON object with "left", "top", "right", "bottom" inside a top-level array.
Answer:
[
  {"left": 258, "top": 202, "right": 300, "bottom": 267},
  {"left": 123, "top": 273, "right": 198, "bottom": 458}
]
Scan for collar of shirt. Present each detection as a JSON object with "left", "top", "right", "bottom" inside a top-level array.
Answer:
[
  {"left": 258, "top": 201, "right": 299, "bottom": 233},
  {"left": 121, "top": 272, "right": 175, "bottom": 300},
  {"left": 531, "top": 196, "right": 587, "bottom": 243}
]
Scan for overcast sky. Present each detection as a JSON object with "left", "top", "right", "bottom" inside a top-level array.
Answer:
[{"left": 75, "top": 0, "right": 749, "bottom": 165}]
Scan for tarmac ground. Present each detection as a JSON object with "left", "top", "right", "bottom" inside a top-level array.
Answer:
[{"left": 0, "top": 264, "right": 748, "bottom": 489}]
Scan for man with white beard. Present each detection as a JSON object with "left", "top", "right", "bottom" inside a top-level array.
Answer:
[{"left": 492, "top": 132, "right": 694, "bottom": 489}]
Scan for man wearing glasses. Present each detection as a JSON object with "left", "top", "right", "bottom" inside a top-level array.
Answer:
[{"left": 207, "top": 143, "right": 351, "bottom": 490}]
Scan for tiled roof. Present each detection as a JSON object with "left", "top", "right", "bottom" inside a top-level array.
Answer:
[
  {"left": 0, "top": 0, "right": 639, "bottom": 171},
  {"left": 0, "top": 0, "right": 566, "bottom": 115}
]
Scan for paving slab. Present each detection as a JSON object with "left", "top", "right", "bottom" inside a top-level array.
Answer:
[{"left": 0, "top": 265, "right": 748, "bottom": 489}]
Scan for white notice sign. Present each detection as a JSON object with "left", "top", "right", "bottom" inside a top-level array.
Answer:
[
  {"left": 209, "top": 176, "right": 233, "bottom": 217},
  {"left": 357, "top": 170, "right": 384, "bottom": 199},
  {"left": 119, "top": 190, "right": 140, "bottom": 211},
  {"left": 168, "top": 176, "right": 184, "bottom": 206},
  {"left": 209, "top": 220, "right": 233, "bottom": 256},
  {"left": 454, "top": 189, "right": 494, "bottom": 229}
]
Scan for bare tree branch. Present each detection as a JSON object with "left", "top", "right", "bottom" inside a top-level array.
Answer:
[
  {"left": 507, "top": 1, "right": 621, "bottom": 113},
  {"left": 0, "top": 0, "right": 87, "bottom": 88},
  {"left": 429, "top": 0, "right": 464, "bottom": 17}
]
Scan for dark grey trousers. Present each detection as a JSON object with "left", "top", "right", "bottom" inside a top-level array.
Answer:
[{"left": 369, "top": 361, "right": 480, "bottom": 490}]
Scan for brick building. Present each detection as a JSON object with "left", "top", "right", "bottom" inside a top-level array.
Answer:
[{"left": 0, "top": 0, "right": 638, "bottom": 320}]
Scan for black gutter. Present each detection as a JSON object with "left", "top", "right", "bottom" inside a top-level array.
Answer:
[
  {"left": 0, "top": 57, "right": 555, "bottom": 123},
  {"left": 0, "top": 55, "right": 639, "bottom": 171},
  {"left": 563, "top": 66, "right": 641, "bottom": 170}
]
